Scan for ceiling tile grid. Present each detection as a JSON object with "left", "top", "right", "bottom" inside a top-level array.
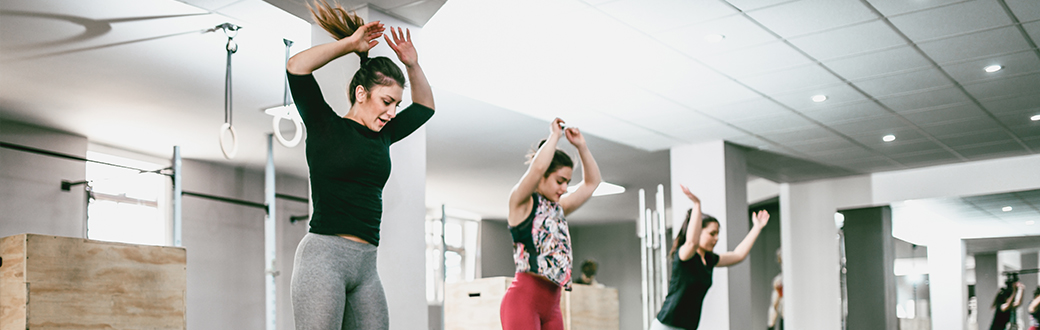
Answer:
[
  {"left": 724, "top": 0, "right": 799, "bottom": 12},
  {"left": 743, "top": 0, "right": 879, "bottom": 38},
  {"left": 940, "top": 50, "right": 1040, "bottom": 85},
  {"left": 738, "top": 63, "right": 844, "bottom": 95},
  {"left": 863, "top": 0, "right": 971, "bottom": 17},
  {"left": 886, "top": 0, "right": 1013, "bottom": 42},
  {"left": 727, "top": 111, "right": 819, "bottom": 135},
  {"left": 979, "top": 93, "right": 1040, "bottom": 115},
  {"left": 916, "top": 26, "right": 1034, "bottom": 64},
  {"left": 877, "top": 86, "right": 973, "bottom": 113},
  {"left": 596, "top": 0, "right": 739, "bottom": 33},
  {"left": 799, "top": 101, "right": 893, "bottom": 125},
  {"left": 851, "top": 67, "right": 954, "bottom": 98},
  {"left": 1006, "top": 0, "right": 1040, "bottom": 22},
  {"left": 898, "top": 103, "right": 988, "bottom": 125},
  {"left": 953, "top": 140, "right": 1029, "bottom": 159},
  {"left": 936, "top": 129, "right": 1017, "bottom": 147},
  {"left": 699, "top": 96, "right": 793, "bottom": 122},
  {"left": 770, "top": 83, "right": 868, "bottom": 110},
  {"left": 654, "top": 14, "right": 779, "bottom": 58},
  {"left": 1024, "top": 21, "right": 1040, "bottom": 45},
  {"left": 786, "top": 20, "right": 907, "bottom": 61},
  {"left": 962, "top": 71, "right": 1040, "bottom": 101},
  {"left": 698, "top": 41, "right": 814, "bottom": 78},
  {"left": 822, "top": 46, "right": 934, "bottom": 81}
]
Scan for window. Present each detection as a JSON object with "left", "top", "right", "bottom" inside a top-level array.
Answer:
[
  {"left": 85, "top": 152, "right": 167, "bottom": 246},
  {"left": 426, "top": 208, "right": 480, "bottom": 305}
]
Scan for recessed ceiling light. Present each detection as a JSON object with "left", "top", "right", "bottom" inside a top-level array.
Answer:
[
  {"left": 984, "top": 65, "right": 1003, "bottom": 73},
  {"left": 811, "top": 95, "right": 827, "bottom": 102},
  {"left": 704, "top": 34, "right": 725, "bottom": 43},
  {"left": 882, "top": 134, "right": 896, "bottom": 142},
  {"left": 1031, "top": 114, "right": 1040, "bottom": 121},
  {"left": 1027, "top": 220, "right": 1035, "bottom": 225},
  {"left": 1001, "top": 206, "right": 1012, "bottom": 212}
]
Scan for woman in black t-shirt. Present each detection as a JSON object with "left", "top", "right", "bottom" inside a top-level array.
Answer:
[
  {"left": 991, "top": 282, "right": 1024, "bottom": 330},
  {"left": 286, "top": 1, "right": 434, "bottom": 329},
  {"left": 653, "top": 185, "right": 770, "bottom": 330}
]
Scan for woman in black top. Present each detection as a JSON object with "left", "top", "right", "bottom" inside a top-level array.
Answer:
[
  {"left": 653, "top": 185, "right": 770, "bottom": 330},
  {"left": 991, "top": 282, "right": 1024, "bottom": 330},
  {"left": 286, "top": 1, "right": 434, "bottom": 329}
]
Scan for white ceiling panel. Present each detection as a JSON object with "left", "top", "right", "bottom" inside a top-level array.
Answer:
[
  {"left": 760, "top": 126, "right": 845, "bottom": 144},
  {"left": 941, "top": 50, "right": 1040, "bottom": 85},
  {"left": 979, "top": 93, "right": 1040, "bottom": 115},
  {"left": 661, "top": 122, "right": 749, "bottom": 143},
  {"left": 864, "top": 0, "right": 973, "bottom": 16},
  {"left": 744, "top": 0, "right": 878, "bottom": 38},
  {"left": 963, "top": 72, "right": 1040, "bottom": 100},
  {"left": 918, "top": 116, "right": 1003, "bottom": 137},
  {"left": 823, "top": 46, "right": 932, "bottom": 81},
  {"left": 725, "top": 0, "right": 799, "bottom": 12},
  {"left": 590, "top": 86, "right": 698, "bottom": 122},
  {"left": 1025, "top": 21, "right": 1040, "bottom": 46},
  {"left": 629, "top": 108, "right": 721, "bottom": 137},
  {"left": 1006, "top": 0, "right": 1040, "bottom": 22},
  {"left": 786, "top": 137, "right": 863, "bottom": 152},
  {"left": 887, "top": 0, "right": 1012, "bottom": 42},
  {"left": 597, "top": 0, "right": 739, "bottom": 33},
  {"left": 699, "top": 97, "right": 790, "bottom": 122},
  {"left": 771, "top": 83, "right": 868, "bottom": 110},
  {"left": 1024, "top": 136, "right": 1040, "bottom": 151},
  {"left": 829, "top": 114, "right": 911, "bottom": 135},
  {"left": 799, "top": 100, "right": 891, "bottom": 125},
  {"left": 899, "top": 103, "right": 987, "bottom": 125},
  {"left": 852, "top": 67, "right": 953, "bottom": 98},
  {"left": 890, "top": 149, "right": 961, "bottom": 167},
  {"left": 652, "top": 77, "right": 763, "bottom": 109},
  {"left": 955, "top": 140, "right": 1028, "bottom": 160},
  {"left": 655, "top": 14, "right": 778, "bottom": 58},
  {"left": 787, "top": 20, "right": 907, "bottom": 61},
  {"left": 725, "top": 134, "right": 773, "bottom": 148},
  {"left": 738, "top": 64, "right": 843, "bottom": 95},
  {"left": 847, "top": 125, "right": 928, "bottom": 145},
  {"left": 877, "top": 86, "right": 972, "bottom": 112},
  {"left": 917, "top": 26, "right": 1033, "bottom": 64},
  {"left": 728, "top": 111, "right": 818, "bottom": 134},
  {"left": 799, "top": 145, "right": 877, "bottom": 161},
  {"left": 832, "top": 157, "right": 903, "bottom": 172},
  {"left": 868, "top": 138, "right": 945, "bottom": 155},
  {"left": 699, "top": 41, "right": 813, "bottom": 77},
  {"left": 937, "top": 129, "right": 1014, "bottom": 146}
]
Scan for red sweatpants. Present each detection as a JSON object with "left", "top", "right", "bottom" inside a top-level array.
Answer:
[{"left": 500, "top": 272, "right": 563, "bottom": 330}]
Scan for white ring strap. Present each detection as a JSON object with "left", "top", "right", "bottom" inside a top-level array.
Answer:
[{"left": 219, "top": 123, "right": 238, "bottom": 159}]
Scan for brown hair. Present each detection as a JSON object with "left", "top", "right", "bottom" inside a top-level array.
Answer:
[
  {"left": 669, "top": 209, "right": 718, "bottom": 256},
  {"left": 309, "top": 0, "right": 405, "bottom": 104},
  {"left": 526, "top": 140, "right": 574, "bottom": 178}
]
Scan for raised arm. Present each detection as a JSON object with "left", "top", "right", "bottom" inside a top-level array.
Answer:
[
  {"left": 384, "top": 27, "right": 433, "bottom": 110},
  {"left": 717, "top": 210, "right": 769, "bottom": 267},
  {"left": 677, "top": 185, "right": 703, "bottom": 262},
  {"left": 508, "top": 118, "right": 564, "bottom": 226},
  {"left": 559, "top": 127, "right": 600, "bottom": 215},
  {"left": 287, "top": 20, "right": 385, "bottom": 75},
  {"left": 1028, "top": 289, "right": 1040, "bottom": 314}
]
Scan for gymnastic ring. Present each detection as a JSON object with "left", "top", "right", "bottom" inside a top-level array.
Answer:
[
  {"left": 273, "top": 115, "right": 303, "bottom": 148},
  {"left": 219, "top": 123, "right": 238, "bottom": 159}
]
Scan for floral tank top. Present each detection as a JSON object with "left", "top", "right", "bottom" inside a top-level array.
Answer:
[{"left": 509, "top": 193, "right": 573, "bottom": 288}]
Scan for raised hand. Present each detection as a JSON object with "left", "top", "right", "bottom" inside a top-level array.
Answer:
[
  {"left": 551, "top": 118, "right": 565, "bottom": 137},
  {"left": 347, "top": 21, "right": 385, "bottom": 54},
  {"left": 752, "top": 210, "right": 770, "bottom": 228},
  {"left": 564, "top": 127, "right": 586, "bottom": 148},
  {"left": 680, "top": 184, "right": 700, "bottom": 205},
  {"left": 384, "top": 27, "right": 418, "bottom": 67}
]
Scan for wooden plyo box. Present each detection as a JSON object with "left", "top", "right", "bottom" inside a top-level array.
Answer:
[
  {"left": 444, "top": 276, "right": 619, "bottom": 330},
  {"left": 0, "top": 234, "right": 187, "bottom": 329}
]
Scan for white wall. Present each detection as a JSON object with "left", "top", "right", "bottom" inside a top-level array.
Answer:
[
  {"left": 779, "top": 153, "right": 1040, "bottom": 330},
  {"left": 0, "top": 121, "right": 88, "bottom": 239},
  {"left": 779, "top": 175, "right": 873, "bottom": 330}
]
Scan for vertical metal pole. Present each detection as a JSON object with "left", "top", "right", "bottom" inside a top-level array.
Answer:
[
  {"left": 645, "top": 209, "right": 655, "bottom": 318},
  {"left": 265, "top": 134, "right": 277, "bottom": 330},
  {"left": 440, "top": 204, "right": 448, "bottom": 330},
  {"left": 172, "top": 146, "right": 182, "bottom": 247},
  {"left": 656, "top": 184, "right": 668, "bottom": 308},
  {"left": 638, "top": 189, "right": 649, "bottom": 330}
]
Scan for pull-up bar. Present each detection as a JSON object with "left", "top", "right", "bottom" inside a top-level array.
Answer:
[{"left": 0, "top": 141, "right": 171, "bottom": 176}]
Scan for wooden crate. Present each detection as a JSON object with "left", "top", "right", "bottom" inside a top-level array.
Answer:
[
  {"left": 444, "top": 277, "right": 619, "bottom": 330},
  {"left": 1, "top": 234, "right": 187, "bottom": 329}
]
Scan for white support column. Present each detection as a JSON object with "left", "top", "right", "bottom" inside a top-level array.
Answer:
[
  {"left": 172, "top": 145, "right": 182, "bottom": 247},
  {"left": 669, "top": 140, "right": 749, "bottom": 330},
  {"left": 928, "top": 237, "right": 966, "bottom": 330}
]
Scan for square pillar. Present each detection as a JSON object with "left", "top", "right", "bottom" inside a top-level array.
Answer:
[
  {"left": 670, "top": 141, "right": 756, "bottom": 330},
  {"left": 841, "top": 206, "right": 898, "bottom": 330}
]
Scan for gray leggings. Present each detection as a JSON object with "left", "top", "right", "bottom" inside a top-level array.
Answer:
[{"left": 291, "top": 233, "right": 387, "bottom": 330}]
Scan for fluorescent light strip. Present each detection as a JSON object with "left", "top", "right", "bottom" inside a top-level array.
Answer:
[{"left": 566, "top": 182, "right": 626, "bottom": 197}]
